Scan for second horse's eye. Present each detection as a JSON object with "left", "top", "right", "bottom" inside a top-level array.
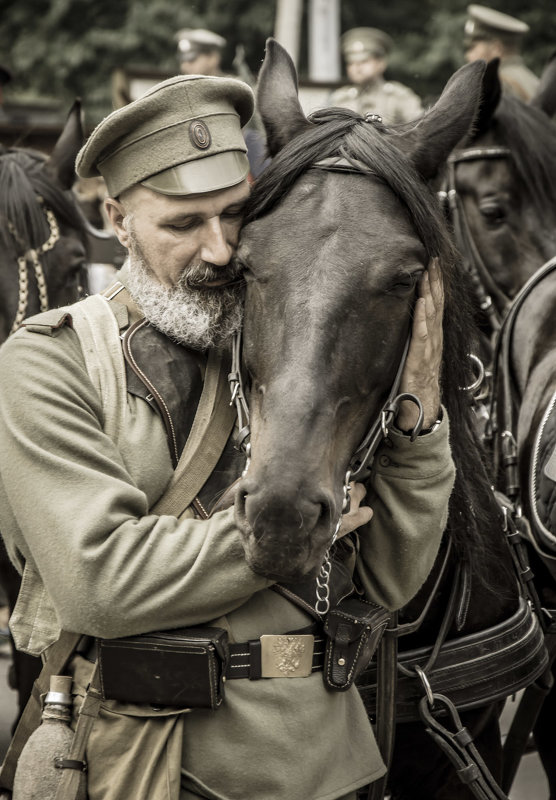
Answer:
[{"left": 479, "top": 201, "right": 506, "bottom": 227}]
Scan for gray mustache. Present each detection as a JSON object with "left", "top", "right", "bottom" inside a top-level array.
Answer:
[{"left": 185, "top": 261, "right": 244, "bottom": 289}]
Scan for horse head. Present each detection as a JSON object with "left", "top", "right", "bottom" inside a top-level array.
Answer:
[
  {"left": 0, "top": 101, "right": 90, "bottom": 341},
  {"left": 233, "top": 40, "right": 486, "bottom": 582},
  {"left": 445, "top": 57, "right": 556, "bottom": 316}
]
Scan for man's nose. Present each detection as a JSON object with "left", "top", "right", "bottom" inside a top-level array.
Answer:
[{"left": 200, "top": 218, "right": 234, "bottom": 266}]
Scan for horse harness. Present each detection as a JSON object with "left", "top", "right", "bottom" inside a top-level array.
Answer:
[{"left": 6, "top": 199, "right": 61, "bottom": 334}]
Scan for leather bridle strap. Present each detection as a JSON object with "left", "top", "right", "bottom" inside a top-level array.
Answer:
[
  {"left": 228, "top": 330, "right": 424, "bottom": 485},
  {"left": 439, "top": 147, "right": 512, "bottom": 333},
  {"left": 349, "top": 335, "right": 424, "bottom": 482},
  {"left": 488, "top": 255, "right": 556, "bottom": 501},
  {"left": 418, "top": 692, "right": 510, "bottom": 800}
]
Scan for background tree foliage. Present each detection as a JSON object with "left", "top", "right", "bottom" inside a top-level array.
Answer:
[{"left": 1, "top": 0, "right": 554, "bottom": 127}]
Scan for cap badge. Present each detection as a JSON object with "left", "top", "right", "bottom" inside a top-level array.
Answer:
[{"left": 189, "top": 120, "right": 211, "bottom": 150}]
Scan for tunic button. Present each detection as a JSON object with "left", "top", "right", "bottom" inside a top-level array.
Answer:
[{"left": 379, "top": 455, "right": 390, "bottom": 467}]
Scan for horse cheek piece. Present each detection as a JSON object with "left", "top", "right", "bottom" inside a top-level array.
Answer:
[{"left": 231, "top": 39, "right": 486, "bottom": 586}]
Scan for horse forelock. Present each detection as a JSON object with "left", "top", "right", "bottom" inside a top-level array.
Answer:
[{"left": 247, "top": 112, "right": 503, "bottom": 578}]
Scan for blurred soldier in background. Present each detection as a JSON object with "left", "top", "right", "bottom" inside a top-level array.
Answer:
[
  {"left": 176, "top": 28, "right": 227, "bottom": 77},
  {"left": 464, "top": 4, "right": 539, "bottom": 101},
  {"left": 330, "top": 27, "right": 423, "bottom": 125},
  {"left": 176, "top": 28, "right": 268, "bottom": 178}
]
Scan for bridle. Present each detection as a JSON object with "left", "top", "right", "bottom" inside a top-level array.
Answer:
[
  {"left": 7, "top": 199, "right": 61, "bottom": 334},
  {"left": 438, "top": 146, "right": 512, "bottom": 334},
  {"left": 228, "top": 292, "right": 424, "bottom": 615}
]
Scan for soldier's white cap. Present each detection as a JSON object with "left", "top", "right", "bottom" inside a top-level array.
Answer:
[
  {"left": 75, "top": 74, "right": 253, "bottom": 198},
  {"left": 176, "top": 28, "right": 226, "bottom": 62},
  {"left": 465, "top": 5, "right": 529, "bottom": 46},
  {"left": 340, "top": 28, "right": 393, "bottom": 63}
]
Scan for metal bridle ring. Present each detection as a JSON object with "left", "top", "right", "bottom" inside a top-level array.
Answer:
[{"left": 459, "top": 353, "right": 485, "bottom": 394}]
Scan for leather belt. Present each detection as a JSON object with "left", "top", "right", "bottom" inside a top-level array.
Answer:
[{"left": 77, "top": 633, "right": 326, "bottom": 680}]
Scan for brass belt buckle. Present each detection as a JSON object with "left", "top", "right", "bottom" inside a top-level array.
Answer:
[{"left": 260, "top": 634, "right": 315, "bottom": 678}]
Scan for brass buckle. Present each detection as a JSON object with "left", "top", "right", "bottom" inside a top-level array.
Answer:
[{"left": 260, "top": 634, "right": 315, "bottom": 678}]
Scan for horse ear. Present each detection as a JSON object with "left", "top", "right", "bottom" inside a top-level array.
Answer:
[
  {"left": 45, "top": 99, "right": 85, "bottom": 190},
  {"left": 257, "top": 38, "right": 311, "bottom": 156},
  {"left": 530, "top": 50, "right": 556, "bottom": 118},
  {"left": 402, "top": 61, "right": 486, "bottom": 181},
  {"left": 473, "top": 58, "right": 502, "bottom": 136}
]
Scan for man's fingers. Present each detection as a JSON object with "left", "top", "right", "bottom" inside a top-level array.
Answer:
[
  {"left": 428, "top": 258, "right": 444, "bottom": 315},
  {"left": 348, "top": 480, "right": 366, "bottom": 506},
  {"left": 336, "top": 482, "right": 373, "bottom": 538}
]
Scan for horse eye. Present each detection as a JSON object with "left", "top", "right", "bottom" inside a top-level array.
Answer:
[
  {"left": 479, "top": 202, "right": 506, "bottom": 226},
  {"left": 387, "top": 270, "right": 421, "bottom": 294}
]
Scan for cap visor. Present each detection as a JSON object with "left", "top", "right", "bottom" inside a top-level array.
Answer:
[{"left": 141, "top": 151, "right": 250, "bottom": 196}]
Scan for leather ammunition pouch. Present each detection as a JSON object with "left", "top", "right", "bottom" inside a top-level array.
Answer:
[
  {"left": 323, "top": 595, "right": 390, "bottom": 691},
  {"left": 97, "top": 627, "right": 229, "bottom": 710},
  {"left": 356, "top": 597, "right": 548, "bottom": 722}
]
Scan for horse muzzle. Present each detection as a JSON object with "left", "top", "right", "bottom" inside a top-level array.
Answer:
[{"left": 234, "top": 478, "right": 337, "bottom": 581}]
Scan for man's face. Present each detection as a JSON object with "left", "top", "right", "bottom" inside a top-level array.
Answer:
[
  {"left": 106, "top": 180, "right": 250, "bottom": 349},
  {"left": 464, "top": 39, "right": 504, "bottom": 63},
  {"left": 180, "top": 51, "right": 222, "bottom": 76},
  {"left": 346, "top": 55, "right": 386, "bottom": 86}
]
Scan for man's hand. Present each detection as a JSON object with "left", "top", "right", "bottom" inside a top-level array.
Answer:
[
  {"left": 396, "top": 258, "right": 444, "bottom": 432},
  {"left": 337, "top": 482, "right": 373, "bottom": 538}
]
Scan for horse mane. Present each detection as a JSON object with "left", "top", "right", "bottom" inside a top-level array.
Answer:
[
  {"left": 475, "top": 92, "right": 556, "bottom": 225},
  {"left": 247, "top": 108, "right": 502, "bottom": 581},
  {"left": 0, "top": 146, "right": 87, "bottom": 255}
]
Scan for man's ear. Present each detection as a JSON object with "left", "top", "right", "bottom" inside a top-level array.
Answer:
[{"left": 104, "top": 198, "right": 130, "bottom": 248}]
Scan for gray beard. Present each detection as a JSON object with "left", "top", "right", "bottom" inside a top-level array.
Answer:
[{"left": 124, "top": 251, "right": 244, "bottom": 351}]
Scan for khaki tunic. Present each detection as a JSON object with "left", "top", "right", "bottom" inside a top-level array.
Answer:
[
  {"left": 499, "top": 56, "right": 540, "bottom": 103},
  {"left": 0, "top": 286, "right": 455, "bottom": 800},
  {"left": 329, "top": 78, "right": 423, "bottom": 125}
]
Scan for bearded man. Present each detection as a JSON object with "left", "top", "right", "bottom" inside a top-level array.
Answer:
[{"left": 0, "top": 74, "right": 455, "bottom": 800}]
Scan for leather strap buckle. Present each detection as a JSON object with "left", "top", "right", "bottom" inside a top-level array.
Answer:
[{"left": 260, "top": 634, "right": 315, "bottom": 678}]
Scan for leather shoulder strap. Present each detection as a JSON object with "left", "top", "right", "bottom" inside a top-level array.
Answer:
[
  {"left": 102, "top": 280, "right": 237, "bottom": 518},
  {"left": 152, "top": 347, "right": 237, "bottom": 519}
]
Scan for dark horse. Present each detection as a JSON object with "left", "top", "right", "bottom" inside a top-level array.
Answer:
[
  {"left": 441, "top": 57, "right": 556, "bottom": 338},
  {"left": 0, "top": 102, "right": 90, "bottom": 724},
  {"left": 232, "top": 42, "right": 547, "bottom": 799},
  {"left": 450, "top": 56, "right": 556, "bottom": 798}
]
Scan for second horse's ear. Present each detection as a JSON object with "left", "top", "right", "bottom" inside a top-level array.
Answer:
[
  {"left": 45, "top": 99, "right": 85, "bottom": 190},
  {"left": 473, "top": 58, "right": 502, "bottom": 136},
  {"left": 256, "top": 38, "right": 312, "bottom": 156},
  {"left": 400, "top": 61, "right": 486, "bottom": 181},
  {"left": 530, "top": 49, "right": 556, "bottom": 118}
]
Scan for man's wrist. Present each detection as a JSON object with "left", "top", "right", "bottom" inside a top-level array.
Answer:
[{"left": 393, "top": 407, "right": 443, "bottom": 437}]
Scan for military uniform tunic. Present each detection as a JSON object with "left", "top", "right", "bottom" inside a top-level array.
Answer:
[
  {"left": 499, "top": 55, "right": 539, "bottom": 102},
  {"left": 0, "top": 266, "right": 455, "bottom": 800},
  {"left": 329, "top": 78, "right": 423, "bottom": 125}
]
